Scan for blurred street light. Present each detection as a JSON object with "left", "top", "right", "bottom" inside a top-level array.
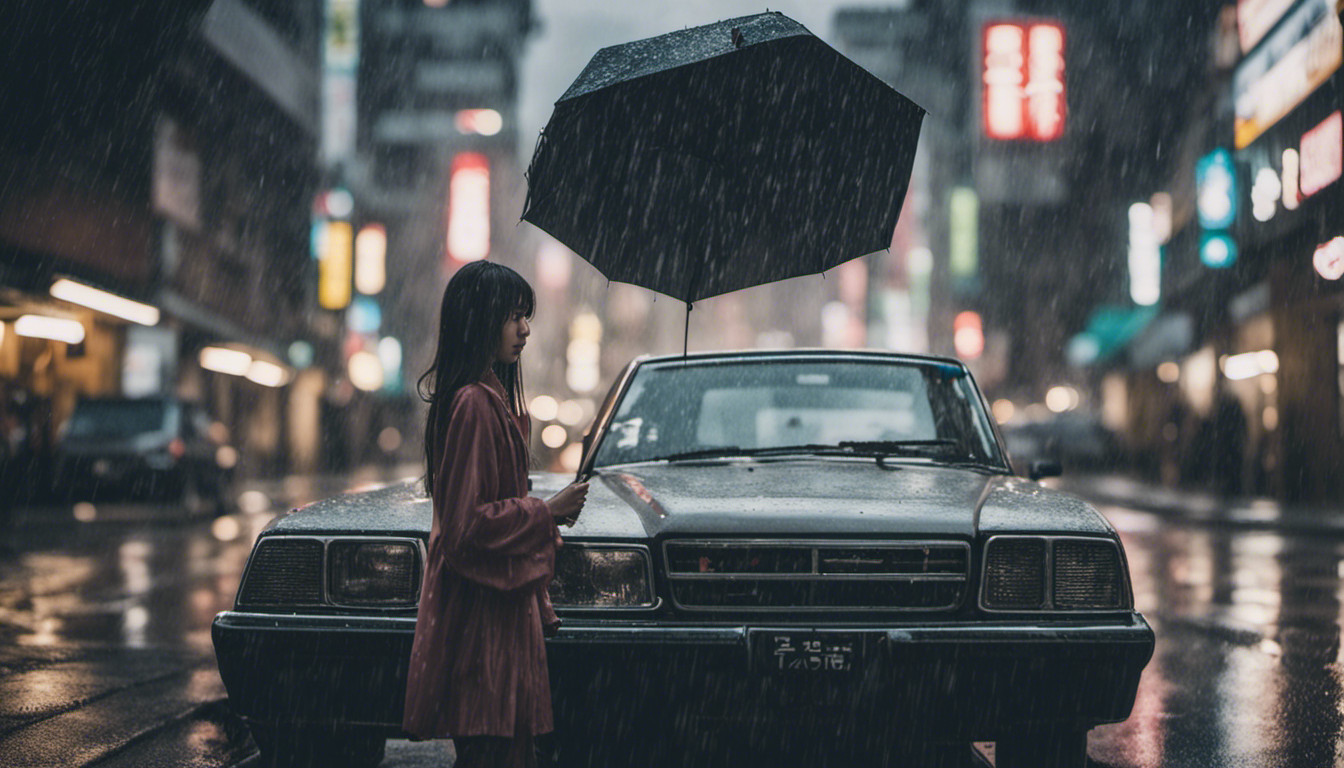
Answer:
[
  {"left": 1314, "top": 236, "right": 1344, "bottom": 280},
  {"left": 446, "top": 152, "right": 490, "bottom": 265},
  {"left": 377, "top": 336, "right": 403, "bottom": 392},
  {"left": 953, "top": 311, "right": 984, "bottom": 359},
  {"left": 1045, "top": 385, "right": 1079, "bottom": 413},
  {"left": 288, "top": 341, "right": 315, "bottom": 369},
  {"left": 1221, "top": 350, "right": 1279, "bottom": 380},
  {"left": 50, "top": 278, "right": 159, "bottom": 325},
  {"left": 348, "top": 350, "right": 384, "bottom": 391},
  {"left": 246, "top": 360, "right": 289, "bottom": 388},
  {"left": 559, "top": 443, "right": 583, "bottom": 473},
  {"left": 557, "top": 399, "right": 586, "bottom": 426},
  {"left": 567, "top": 312, "right": 602, "bottom": 394},
  {"left": 541, "top": 424, "right": 568, "bottom": 448},
  {"left": 456, "top": 109, "right": 502, "bottom": 136},
  {"left": 354, "top": 223, "right": 387, "bottom": 294},
  {"left": 321, "top": 188, "right": 355, "bottom": 219},
  {"left": 1200, "top": 232, "right": 1238, "bottom": 268},
  {"left": 200, "top": 346, "right": 252, "bottom": 376},
  {"left": 378, "top": 427, "right": 402, "bottom": 453},
  {"left": 530, "top": 395, "right": 559, "bottom": 421},
  {"left": 1128, "top": 202, "right": 1160, "bottom": 306},
  {"left": 319, "top": 220, "right": 354, "bottom": 310},
  {"left": 14, "top": 314, "right": 84, "bottom": 344}
]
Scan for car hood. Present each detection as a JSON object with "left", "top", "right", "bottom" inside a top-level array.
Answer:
[
  {"left": 564, "top": 459, "right": 1113, "bottom": 540},
  {"left": 265, "top": 479, "right": 432, "bottom": 537},
  {"left": 263, "top": 462, "right": 1115, "bottom": 542}
]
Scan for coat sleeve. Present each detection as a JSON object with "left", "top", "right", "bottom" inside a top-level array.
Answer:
[{"left": 436, "top": 387, "right": 558, "bottom": 592}]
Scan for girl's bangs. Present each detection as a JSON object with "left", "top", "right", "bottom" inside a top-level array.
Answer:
[{"left": 503, "top": 268, "right": 536, "bottom": 317}]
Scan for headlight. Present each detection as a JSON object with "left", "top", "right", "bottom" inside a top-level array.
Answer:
[
  {"left": 1052, "top": 539, "right": 1124, "bottom": 609},
  {"left": 327, "top": 540, "right": 421, "bottom": 607},
  {"left": 550, "top": 546, "right": 655, "bottom": 608},
  {"left": 981, "top": 536, "right": 1127, "bottom": 612},
  {"left": 983, "top": 537, "right": 1046, "bottom": 610}
]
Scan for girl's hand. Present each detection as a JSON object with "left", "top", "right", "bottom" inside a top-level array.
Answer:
[{"left": 547, "top": 481, "right": 589, "bottom": 527}]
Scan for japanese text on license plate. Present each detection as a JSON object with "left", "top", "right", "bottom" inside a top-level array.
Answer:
[{"left": 768, "top": 634, "right": 857, "bottom": 672}]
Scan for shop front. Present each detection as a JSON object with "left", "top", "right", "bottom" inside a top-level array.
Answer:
[{"left": 1231, "top": 0, "right": 1344, "bottom": 501}]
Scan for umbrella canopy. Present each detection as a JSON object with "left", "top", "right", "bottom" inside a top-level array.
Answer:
[{"left": 522, "top": 11, "right": 925, "bottom": 305}]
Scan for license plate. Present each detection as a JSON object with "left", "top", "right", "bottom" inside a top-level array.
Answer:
[{"left": 753, "top": 631, "right": 870, "bottom": 674}]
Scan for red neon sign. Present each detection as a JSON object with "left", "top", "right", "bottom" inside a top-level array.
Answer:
[
  {"left": 983, "top": 21, "right": 1066, "bottom": 141},
  {"left": 1300, "top": 111, "right": 1342, "bottom": 199},
  {"left": 446, "top": 152, "right": 490, "bottom": 269}
]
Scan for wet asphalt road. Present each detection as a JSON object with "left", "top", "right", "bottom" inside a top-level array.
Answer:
[{"left": 0, "top": 475, "right": 1342, "bottom": 767}]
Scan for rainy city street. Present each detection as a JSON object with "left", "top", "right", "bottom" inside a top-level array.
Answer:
[
  {"left": 0, "top": 475, "right": 1342, "bottom": 767},
  {"left": 6, "top": 0, "right": 1344, "bottom": 766}
]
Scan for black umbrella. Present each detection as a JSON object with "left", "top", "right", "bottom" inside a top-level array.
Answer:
[{"left": 522, "top": 11, "right": 925, "bottom": 310}]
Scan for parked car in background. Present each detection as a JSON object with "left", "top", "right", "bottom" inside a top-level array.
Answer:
[
  {"left": 213, "top": 350, "right": 1153, "bottom": 768},
  {"left": 52, "top": 396, "right": 232, "bottom": 514},
  {"left": 1001, "top": 412, "right": 1124, "bottom": 474}
]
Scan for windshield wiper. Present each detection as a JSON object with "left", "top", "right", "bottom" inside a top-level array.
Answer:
[
  {"left": 655, "top": 441, "right": 961, "bottom": 464},
  {"left": 654, "top": 444, "right": 843, "bottom": 463},
  {"left": 837, "top": 439, "right": 960, "bottom": 455},
  {"left": 839, "top": 441, "right": 1011, "bottom": 473},
  {"left": 653, "top": 446, "right": 752, "bottom": 462}
]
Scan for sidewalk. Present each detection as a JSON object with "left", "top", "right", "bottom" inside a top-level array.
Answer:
[{"left": 1056, "top": 472, "right": 1344, "bottom": 536}]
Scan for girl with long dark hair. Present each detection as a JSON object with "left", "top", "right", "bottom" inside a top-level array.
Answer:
[{"left": 403, "top": 260, "right": 588, "bottom": 768}]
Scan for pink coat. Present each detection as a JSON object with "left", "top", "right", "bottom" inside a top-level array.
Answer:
[{"left": 403, "top": 375, "right": 561, "bottom": 739}]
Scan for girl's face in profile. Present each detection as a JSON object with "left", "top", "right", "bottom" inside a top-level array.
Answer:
[{"left": 494, "top": 306, "right": 530, "bottom": 364}]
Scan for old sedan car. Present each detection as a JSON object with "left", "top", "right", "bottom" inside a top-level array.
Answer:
[{"left": 212, "top": 350, "right": 1153, "bottom": 768}]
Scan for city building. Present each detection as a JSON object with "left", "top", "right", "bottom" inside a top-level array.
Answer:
[
  {"left": 340, "top": 0, "right": 535, "bottom": 468},
  {"left": 0, "top": 0, "right": 327, "bottom": 488}
]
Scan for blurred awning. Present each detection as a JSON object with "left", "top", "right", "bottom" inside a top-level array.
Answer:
[
  {"left": 1126, "top": 311, "right": 1195, "bottom": 368},
  {"left": 158, "top": 289, "right": 288, "bottom": 359},
  {"left": 1066, "top": 305, "right": 1160, "bottom": 367}
]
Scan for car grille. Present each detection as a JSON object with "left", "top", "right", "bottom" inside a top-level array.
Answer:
[
  {"left": 238, "top": 538, "right": 324, "bottom": 606},
  {"left": 664, "top": 540, "right": 969, "bottom": 611}
]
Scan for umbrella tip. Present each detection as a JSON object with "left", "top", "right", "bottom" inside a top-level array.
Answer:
[{"left": 731, "top": 27, "right": 745, "bottom": 48}]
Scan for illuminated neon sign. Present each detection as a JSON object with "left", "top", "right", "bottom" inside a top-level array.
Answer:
[
  {"left": 1300, "top": 111, "right": 1342, "bottom": 198},
  {"left": 983, "top": 20, "right": 1066, "bottom": 142},
  {"left": 446, "top": 152, "right": 490, "bottom": 267}
]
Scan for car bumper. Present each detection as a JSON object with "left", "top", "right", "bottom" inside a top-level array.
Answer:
[
  {"left": 549, "top": 614, "right": 1154, "bottom": 738},
  {"left": 212, "top": 610, "right": 1153, "bottom": 737},
  {"left": 212, "top": 611, "right": 417, "bottom": 731}
]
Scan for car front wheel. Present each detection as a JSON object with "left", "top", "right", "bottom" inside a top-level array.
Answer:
[
  {"left": 994, "top": 729, "right": 1088, "bottom": 768},
  {"left": 249, "top": 723, "right": 386, "bottom": 768}
]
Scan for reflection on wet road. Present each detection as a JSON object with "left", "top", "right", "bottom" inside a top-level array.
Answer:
[
  {"left": 1089, "top": 505, "right": 1344, "bottom": 768},
  {"left": 0, "top": 467, "right": 416, "bottom": 767},
  {"left": 0, "top": 506, "right": 267, "bottom": 653}
]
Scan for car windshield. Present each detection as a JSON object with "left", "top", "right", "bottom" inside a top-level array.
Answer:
[
  {"left": 64, "top": 400, "right": 176, "bottom": 440},
  {"left": 592, "top": 358, "right": 1005, "bottom": 469}
]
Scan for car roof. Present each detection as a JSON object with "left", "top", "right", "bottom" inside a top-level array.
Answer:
[{"left": 634, "top": 348, "right": 970, "bottom": 370}]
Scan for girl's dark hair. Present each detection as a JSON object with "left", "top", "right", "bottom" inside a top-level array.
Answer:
[{"left": 418, "top": 260, "right": 535, "bottom": 496}]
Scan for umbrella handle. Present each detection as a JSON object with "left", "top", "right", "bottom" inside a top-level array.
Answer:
[{"left": 683, "top": 302, "right": 692, "bottom": 358}]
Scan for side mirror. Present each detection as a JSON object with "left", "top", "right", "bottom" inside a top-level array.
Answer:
[{"left": 1028, "top": 459, "right": 1062, "bottom": 481}]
